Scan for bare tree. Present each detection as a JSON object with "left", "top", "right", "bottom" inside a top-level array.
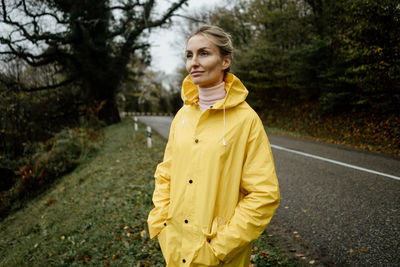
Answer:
[{"left": 0, "top": 0, "right": 188, "bottom": 124}]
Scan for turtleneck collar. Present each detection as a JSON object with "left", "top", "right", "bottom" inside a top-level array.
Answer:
[{"left": 197, "top": 81, "right": 226, "bottom": 113}]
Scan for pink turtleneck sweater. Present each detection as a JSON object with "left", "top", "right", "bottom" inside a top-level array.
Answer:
[{"left": 197, "top": 82, "right": 226, "bottom": 113}]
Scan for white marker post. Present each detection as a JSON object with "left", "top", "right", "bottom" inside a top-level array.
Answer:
[
  {"left": 147, "top": 126, "right": 152, "bottom": 148},
  {"left": 134, "top": 117, "right": 138, "bottom": 131}
]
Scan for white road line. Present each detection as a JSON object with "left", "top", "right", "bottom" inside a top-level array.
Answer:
[{"left": 270, "top": 144, "right": 400, "bottom": 181}]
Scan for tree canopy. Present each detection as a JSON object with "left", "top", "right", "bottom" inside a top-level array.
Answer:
[
  {"left": 184, "top": 0, "right": 399, "bottom": 115},
  {"left": 0, "top": 0, "right": 188, "bottom": 124}
]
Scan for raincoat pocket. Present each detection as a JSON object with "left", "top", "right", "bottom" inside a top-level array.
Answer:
[
  {"left": 204, "top": 216, "right": 227, "bottom": 240},
  {"left": 192, "top": 216, "right": 228, "bottom": 265},
  {"left": 192, "top": 239, "right": 220, "bottom": 266}
]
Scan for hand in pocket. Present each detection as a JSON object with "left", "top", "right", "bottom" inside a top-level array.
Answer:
[{"left": 192, "top": 239, "right": 220, "bottom": 266}]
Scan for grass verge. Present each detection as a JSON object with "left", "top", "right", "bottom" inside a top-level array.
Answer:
[
  {"left": 262, "top": 104, "right": 400, "bottom": 156},
  {"left": 0, "top": 118, "right": 299, "bottom": 266}
]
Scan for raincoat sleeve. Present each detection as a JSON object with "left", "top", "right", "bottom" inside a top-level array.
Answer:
[
  {"left": 210, "top": 114, "right": 280, "bottom": 262},
  {"left": 147, "top": 118, "right": 175, "bottom": 239}
]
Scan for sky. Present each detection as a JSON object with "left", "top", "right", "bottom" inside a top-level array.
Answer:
[
  {"left": 0, "top": 0, "right": 222, "bottom": 77},
  {"left": 148, "top": 0, "right": 222, "bottom": 75}
]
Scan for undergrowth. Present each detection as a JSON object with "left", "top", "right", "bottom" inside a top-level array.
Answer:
[
  {"left": 0, "top": 127, "right": 102, "bottom": 220},
  {"left": 262, "top": 103, "right": 400, "bottom": 156}
]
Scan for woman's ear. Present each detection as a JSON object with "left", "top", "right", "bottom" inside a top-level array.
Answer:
[{"left": 222, "top": 56, "right": 231, "bottom": 71}]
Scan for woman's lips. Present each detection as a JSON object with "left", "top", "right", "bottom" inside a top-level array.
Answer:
[{"left": 191, "top": 71, "right": 203, "bottom": 76}]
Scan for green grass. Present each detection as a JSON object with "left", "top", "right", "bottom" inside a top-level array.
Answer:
[
  {"left": 0, "top": 118, "right": 299, "bottom": 266},
  {"left": 0, "top": 119, "right": 166, "bottom": 266},
  {"left": 252, "top": 234, "right": 300, "bottom": 267}
]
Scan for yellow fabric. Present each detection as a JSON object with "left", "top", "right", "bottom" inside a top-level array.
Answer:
[{"left": 147, "top": 73, "right": 280, "bottom": 266}]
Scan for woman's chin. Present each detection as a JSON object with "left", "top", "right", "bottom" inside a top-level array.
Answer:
[{"left": 191, "top": 76, "right": 203, "bottom": 85}]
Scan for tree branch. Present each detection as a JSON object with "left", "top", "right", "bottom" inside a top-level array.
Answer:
[
  {"left": 146, "top": 0, "right": 188, "bottom": 29},
  {"left": 109, "top": 2, "right": 143, "bottom": 12},
  {"left": 22, "top": 0, "right": 66, "bottom": 24},
  {"left": 0, "top": 36, "right": 72, "bottom": 67},
  {"left": 1, "top": 0, "right": 70, "bottom": 46},
  {"left": 172, "top": 13, "right": 208, "bottom": 24},
  {"left": 23, "top": 77, "right": 75, "bottom": 92}
]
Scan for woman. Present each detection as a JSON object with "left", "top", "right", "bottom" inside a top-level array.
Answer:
[{"left": 147, "top": 25, "right": 280, "bottom": 266}]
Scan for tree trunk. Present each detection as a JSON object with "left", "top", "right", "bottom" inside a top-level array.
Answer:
[{"left": 98, "top": 97, "right": 121, "bottom": 125}]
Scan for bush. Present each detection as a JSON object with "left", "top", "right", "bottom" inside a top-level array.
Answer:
[
  {"left": 0, "top": 127, "right": 103, "bottom": 220},
  {"left": 0, "top": 86, "right": 83, "bottom": 159}
]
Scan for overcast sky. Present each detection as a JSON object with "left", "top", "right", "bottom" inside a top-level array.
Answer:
[{"left": 148, "top": 0, "right": 222, "bottom": 75}]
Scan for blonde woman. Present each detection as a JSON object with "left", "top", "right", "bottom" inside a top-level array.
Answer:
[{"left": 148, "top": 25, "right": 280, "bottom": 266}]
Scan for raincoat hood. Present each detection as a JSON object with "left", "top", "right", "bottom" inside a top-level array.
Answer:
[{"left": 181, "top": 73, "right": 248, "bottom": 110}]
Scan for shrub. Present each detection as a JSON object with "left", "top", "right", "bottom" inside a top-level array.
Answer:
[{"left": 0, "top": 127, "right": 103, "bottom": 220}]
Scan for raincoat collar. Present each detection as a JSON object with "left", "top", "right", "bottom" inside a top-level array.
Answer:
[{"left": 181, "top": 73, "right": 249, "bottom": 110}]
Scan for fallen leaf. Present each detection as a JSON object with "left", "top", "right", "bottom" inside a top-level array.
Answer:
[
  {"left": 293, "top": 231, "right": 298, "bottom": 234},
  {"left": 34, "top": 243, "right": 39, "bottom": 248},
  {"left": 254, "top": 246, "right": 259, "bottom": 251},
  {"left": 349, "top": 249, "right": 355, "bottom": 253},
  {"left": 309, "top": 260, "right": 316, "bottom": 264},
  {"left": 115, "top": 233, "right": 122, "bottom": 242},
  {"left": 295, "top": 235, "right": 301, "bottom": 238},
  {"left": 284, "top": 206, "right": 289, "bottom": 209},
  {"left": 295, "top": 254, "right": 304, "bottom": 257},
  {"left": 140, "top": 229, "right": 147, "bottom": 238},
  {"left": 303, "top": 209, "right": 308, "bottom": 213},
  {"left": 359, "top": 248, "right": 368, "bottom": 252}
]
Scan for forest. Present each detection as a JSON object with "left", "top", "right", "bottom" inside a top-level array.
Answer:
[
  {"left": 0, "top": 0, "right": 399, "bottom": 216},
  {"left": 175, "top": 0, "right": 399, "bottom": 156}
]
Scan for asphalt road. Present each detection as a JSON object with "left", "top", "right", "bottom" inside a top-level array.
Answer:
[{"left": 137, "top": 116, "right": 400, "bottom": 266}]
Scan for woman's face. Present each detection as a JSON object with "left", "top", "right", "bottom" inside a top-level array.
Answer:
[{"left": 186, "top": 34, "right": 230, "bottom": 87}]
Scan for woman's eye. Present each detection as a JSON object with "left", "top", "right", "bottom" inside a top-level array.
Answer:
[
  {"left": 186, "top": 53, "right": 193, "bottom": 59},
  {"left": 200, "top": 51, "right": 208, "bottom": 56}
]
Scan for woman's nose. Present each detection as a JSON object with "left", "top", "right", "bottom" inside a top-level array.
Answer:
[{"left": 190, "top": 55, "right": 199, "bottom": 68}]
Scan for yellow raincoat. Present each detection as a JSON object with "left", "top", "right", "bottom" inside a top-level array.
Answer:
[{"left": 147, "top": 73, "right": 280, "bottom": 266}]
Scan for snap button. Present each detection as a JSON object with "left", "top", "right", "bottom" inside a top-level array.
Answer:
[
  {"left": 195, "top": 139, "right": 199, "bottom": 143},
  {"left": 163, "top": 222, "right": 167, "bottom": 226},
  {"left": 184, "top": 219, "right": 188, "bottom": 223},
  {"left": 189, "top": 179, "right": 193, "bottom": 184},
  {"left": 182, "top": 259, "right": 186, "bottom": 263},
  {"left": 207, "top": 238, "right": 211, "bottom": 243}
]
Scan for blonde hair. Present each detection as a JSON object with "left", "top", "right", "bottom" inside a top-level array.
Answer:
[{"left": 188, "top": 25, "right": 233, "bottom": 73}]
